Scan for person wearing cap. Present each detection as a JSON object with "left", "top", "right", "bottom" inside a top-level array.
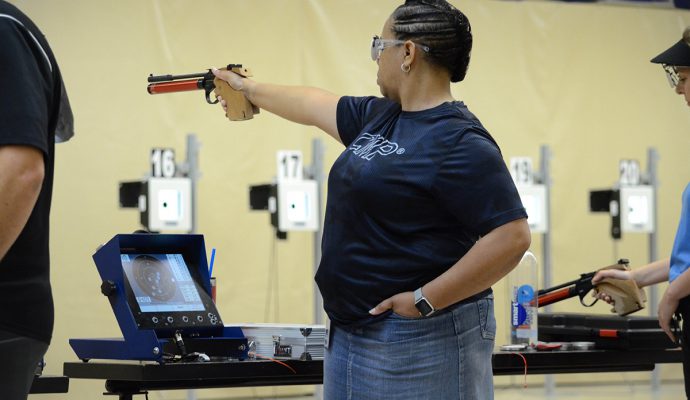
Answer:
[{"left": 593, "top": 27, "right": 690, "bottom": 398}]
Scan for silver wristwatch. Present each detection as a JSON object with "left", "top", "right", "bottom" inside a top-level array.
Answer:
[{"left": 414, "top": 287, "right": 436, "bottom": 317}]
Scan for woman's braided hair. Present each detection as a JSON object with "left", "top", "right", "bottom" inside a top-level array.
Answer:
[{"left": 391, "top": 0, "right": 472, "bottom": 83}]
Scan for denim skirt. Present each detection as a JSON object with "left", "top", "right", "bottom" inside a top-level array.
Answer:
[{"left": 324, "top": 294, "right": 496, "bottom": 400}]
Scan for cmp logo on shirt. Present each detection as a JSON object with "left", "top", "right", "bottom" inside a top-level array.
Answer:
[{"left": 348, "top": 133, "right": 406, "bottom": 160}]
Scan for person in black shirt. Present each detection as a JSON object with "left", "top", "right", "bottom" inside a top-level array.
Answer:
[
  {"left": 0, "top": 1, "right": 73, "bottom": 398},
  {"left": 214, "top": 1, "right": 529, "bottom": 398}
]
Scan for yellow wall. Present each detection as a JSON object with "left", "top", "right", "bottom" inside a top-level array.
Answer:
[{"left": 5, "top": 0, "right": 690, "bottom": 398}]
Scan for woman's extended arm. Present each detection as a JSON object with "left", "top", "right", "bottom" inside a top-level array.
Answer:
[
  {"left": 212, "top": 68, "right": 342, "bottom": 143},
  {"left": 592, "top": 258, "right": 670, "bottom": 289}
]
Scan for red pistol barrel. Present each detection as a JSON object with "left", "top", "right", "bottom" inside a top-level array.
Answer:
[
  {"left": 537, "top": 286, "right": 576, "bottom": 307},
  {"left": 147, "top": 79, "right": 204, "bottom": 94}
]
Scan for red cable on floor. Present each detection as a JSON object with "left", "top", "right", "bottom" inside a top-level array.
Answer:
[{"left": 510, "top": 352, "right": 528, "bottom": 388}]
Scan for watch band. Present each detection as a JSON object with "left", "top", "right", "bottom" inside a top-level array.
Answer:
[{"left": 414, "top": 287, "right": 436, "bottom": 317}]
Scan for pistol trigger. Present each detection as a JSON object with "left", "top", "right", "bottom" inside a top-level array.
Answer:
[
  {"left": 580, "top": 292, "right": 597, "bottom": 308},
  {"left": 205, "top": 89, "right": 218, "bottom": 105}
]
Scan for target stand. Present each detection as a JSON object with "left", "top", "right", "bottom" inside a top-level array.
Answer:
[{"left": 69, "top": 233, "right": 247, "bottom": 363}]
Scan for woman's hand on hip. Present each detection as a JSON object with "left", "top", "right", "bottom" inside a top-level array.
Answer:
[{"left": 369, "top": 291, "right": 420, "bottom": 318}]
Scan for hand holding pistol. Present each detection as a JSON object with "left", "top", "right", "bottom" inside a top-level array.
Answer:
[
  {"left": 147, "top": 64, "right": 259, "bottom": 121},
  {"left": 537, "top": 259, "right": 646, "bottom": 316}
]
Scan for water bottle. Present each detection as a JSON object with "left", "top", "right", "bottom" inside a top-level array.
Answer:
[{"left": 507, "top": 251, "right": 539, "bottom": 347}]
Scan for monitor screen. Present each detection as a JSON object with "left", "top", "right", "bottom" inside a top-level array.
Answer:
[{"left": 120, "top": 253, "right": 205, "bottom": 313}]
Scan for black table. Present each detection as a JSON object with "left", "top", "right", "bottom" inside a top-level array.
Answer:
[
  {"left": 30, "top": 375, "right": 69, "bottom": 394},
  {"left": 492, "top": 348, "right": 682, "bottom": 375},
  {"left": 65, "top": 359, "right": 322, "bottom": 399},
  {"left": 64, "top": 348, "right": 684, "bottom": 399}
]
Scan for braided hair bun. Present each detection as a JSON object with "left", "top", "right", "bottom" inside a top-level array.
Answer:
[{"left": 392, "top": 0, "right": 472, "bottom": 83}]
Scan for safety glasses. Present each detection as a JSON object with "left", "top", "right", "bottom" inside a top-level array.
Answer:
[
  {"left": 370, "top": 35, "right": 430, "bottom": 61},
  {"left": 663, "top": 65, "right": 680, "bottom": 88}
]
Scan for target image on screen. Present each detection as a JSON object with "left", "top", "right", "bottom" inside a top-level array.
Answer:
[{"left": 120, "top": 253, "right": 205, "bottom": 313}]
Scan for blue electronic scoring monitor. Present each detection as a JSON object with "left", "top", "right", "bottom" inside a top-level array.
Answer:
[
  {"left": 121, "top": 254, "right": 205, "bottom": 313},
  {"left": 119, "top": 252, "right": 221, "bottom": 332},
  {"left": 68, "top": 235, "right": 248, "bottom": 363}
]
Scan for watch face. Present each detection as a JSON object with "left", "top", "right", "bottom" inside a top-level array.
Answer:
[{"left": 415, "top": 298, "right": 433, "bottom": 316}]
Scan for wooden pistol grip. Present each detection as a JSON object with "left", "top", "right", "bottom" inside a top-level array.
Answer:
[
  {"left": 212, "top": 66, "right": 259, "bottom": 121},
  {"left": 596, "top": 279, "right": 646, "bottom": 316}
]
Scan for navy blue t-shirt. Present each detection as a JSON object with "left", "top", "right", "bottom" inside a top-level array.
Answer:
[{"left": 315, "top": 96, "right": 527, "bottom": 327}]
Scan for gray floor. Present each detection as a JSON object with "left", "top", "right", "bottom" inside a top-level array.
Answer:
[
  {"left": 280, "top": 383, "right": 687, "bottom": 400},
  {"left": 165, "top": 382, "right": 686, "bottom": 400},
  {"left": 136, "top": 377, "right": 687, "bottom": 400},
  {"left": 495, "top": 382, "right": 685, "bottom": 399}
]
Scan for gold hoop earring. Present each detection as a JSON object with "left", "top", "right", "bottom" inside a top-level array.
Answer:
[{"left": 401, "top": 63, "right": 411, "bottom": 73}]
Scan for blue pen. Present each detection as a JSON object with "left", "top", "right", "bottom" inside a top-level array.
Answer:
[{"left": 209, "top": 248, "right": 216, "bottom": 278}]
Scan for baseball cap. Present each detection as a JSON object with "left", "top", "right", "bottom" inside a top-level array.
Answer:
[{"left": 651, "top": 27, "right": 690, "bottom": 67}]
